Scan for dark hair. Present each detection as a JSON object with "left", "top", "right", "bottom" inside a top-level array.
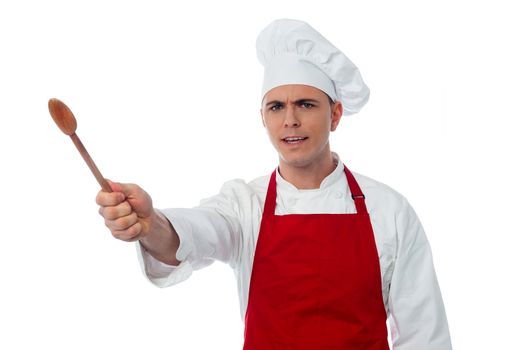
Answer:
[{"left": 325, "top": 92, "right": 335, "bottom": 105}]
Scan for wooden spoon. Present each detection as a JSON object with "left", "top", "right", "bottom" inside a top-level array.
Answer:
[{"left": 48, "top": 98, "right": 112, "bottom": 192}]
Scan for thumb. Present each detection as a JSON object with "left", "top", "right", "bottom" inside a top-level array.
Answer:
[
  {"left": 107, "top": 180, "right": 152, "bottom": 213},
  {"left": 106, "top": 179, "right": 123, "bottom": 193},
  {"left": 106, "top": 180, "right": 136, "bottom": 198}
]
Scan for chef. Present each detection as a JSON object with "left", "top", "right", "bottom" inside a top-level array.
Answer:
[{"left": 96, "top": 19, "right": 452, "bottom": 349}]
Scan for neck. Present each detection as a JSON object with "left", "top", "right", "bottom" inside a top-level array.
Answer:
[{"left": 278, "top": 149, "right": 337, "bottom": 190}]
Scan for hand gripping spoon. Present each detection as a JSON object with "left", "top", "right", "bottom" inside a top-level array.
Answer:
[{"left": 48, "top": 98, "right": 112, "bottom": 192}]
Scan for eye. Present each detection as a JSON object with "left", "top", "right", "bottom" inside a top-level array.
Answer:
[
  {"left": 269, "top": 103, "right": 283, "bottom": 111},
  {"left": 300, "top": 102, "right": 314, "bottom": 109}
]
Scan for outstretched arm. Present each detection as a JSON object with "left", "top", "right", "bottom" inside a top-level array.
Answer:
[{"left": 96, "top": 180, "right": 181, "bottom": 266}]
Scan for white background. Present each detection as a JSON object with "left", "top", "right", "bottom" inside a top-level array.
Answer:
[{"left": 1, "top": 0, "right": 524, "bottom": 348}]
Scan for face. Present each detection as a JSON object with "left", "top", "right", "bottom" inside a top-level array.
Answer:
[{"left": 261, "top": 84, "right": 343, "bottom": 169}]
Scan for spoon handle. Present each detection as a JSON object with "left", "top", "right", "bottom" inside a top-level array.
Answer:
[{"left": 70, "top": 133, "right": 112, "bottom": 192}]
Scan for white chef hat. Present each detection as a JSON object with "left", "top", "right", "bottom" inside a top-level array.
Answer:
[{"left": 256, "top": 19, "right": 369, "bottom": 115}]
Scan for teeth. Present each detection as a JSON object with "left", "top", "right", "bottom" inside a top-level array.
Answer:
[{"left": 285, "top": 137, "right": 306, "bottom": 141}]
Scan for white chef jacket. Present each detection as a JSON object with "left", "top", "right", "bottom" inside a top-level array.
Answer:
[{"left": 136, "top": 154, "right": 452, "bottom": 349}]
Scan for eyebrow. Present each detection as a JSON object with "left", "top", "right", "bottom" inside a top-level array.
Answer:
[{"left": 264, "top": 98, "right": 320, "bottom": 108}]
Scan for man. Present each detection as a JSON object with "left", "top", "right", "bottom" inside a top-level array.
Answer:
[{"left": 96, "top": 19, "right": 452, "bottom": 349}]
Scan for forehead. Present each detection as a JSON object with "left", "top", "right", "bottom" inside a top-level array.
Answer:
[{"left": 263, "top": 84, "right": 326, "bottom": 101}]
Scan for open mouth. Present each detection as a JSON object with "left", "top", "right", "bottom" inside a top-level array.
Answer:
[{"left": 282, "top": 136, "right": 308, "bottom": 145}]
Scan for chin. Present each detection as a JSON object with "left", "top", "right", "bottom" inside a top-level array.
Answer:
[
  {"left": 277, "top": 144, "right": 330, "bottom": 170},
  {"left": 279, "top": 153, "right": 314, "bottom": 168}
]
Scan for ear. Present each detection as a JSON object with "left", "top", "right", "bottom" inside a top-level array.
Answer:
[
  {"left": 330, "top": 101, "right": 343, "bottom": 131},
  {"left": 260, "top": 109, "right": 267, "bottom": 128}
]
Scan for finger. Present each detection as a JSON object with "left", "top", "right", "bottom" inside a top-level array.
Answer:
[
  {"left": 96, "top": 190, "right": 125, "bottom": 206},
  {"left": 111, "top": 222, "right": 143, "bottom": 242},
  {"left": 99, "top": 201, "right": 132, "bottom": 220},
  {"left": 105, "top": 212, "right": 138, "bottom": 231}
]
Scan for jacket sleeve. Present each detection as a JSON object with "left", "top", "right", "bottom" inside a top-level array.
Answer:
[
  {"left": 135, "top": 180, "right": 245, "bottom": 288},
  {"left": 387, "top": 197, "right": 452, "bottom": 349}
]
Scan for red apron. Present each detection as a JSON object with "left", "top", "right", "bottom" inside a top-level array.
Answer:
[{"left": 243, "top": 166, "right": 389, "bottom": 349}]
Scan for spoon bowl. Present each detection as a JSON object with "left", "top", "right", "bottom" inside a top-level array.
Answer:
[{"left": 48, "top": 98, "right": 77, "bottom": 136}]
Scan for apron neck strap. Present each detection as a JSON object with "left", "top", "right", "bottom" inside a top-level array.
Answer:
[
  {"left": 343, "top": 165, "right": 368, "bottom": 214},
  {"left": 263, "top": 170, "right": 278, "bottom": 217}
]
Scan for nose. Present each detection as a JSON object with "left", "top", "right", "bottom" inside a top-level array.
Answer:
[{"left": 284, "top": 105, "right": 300, "bottom": 128}]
